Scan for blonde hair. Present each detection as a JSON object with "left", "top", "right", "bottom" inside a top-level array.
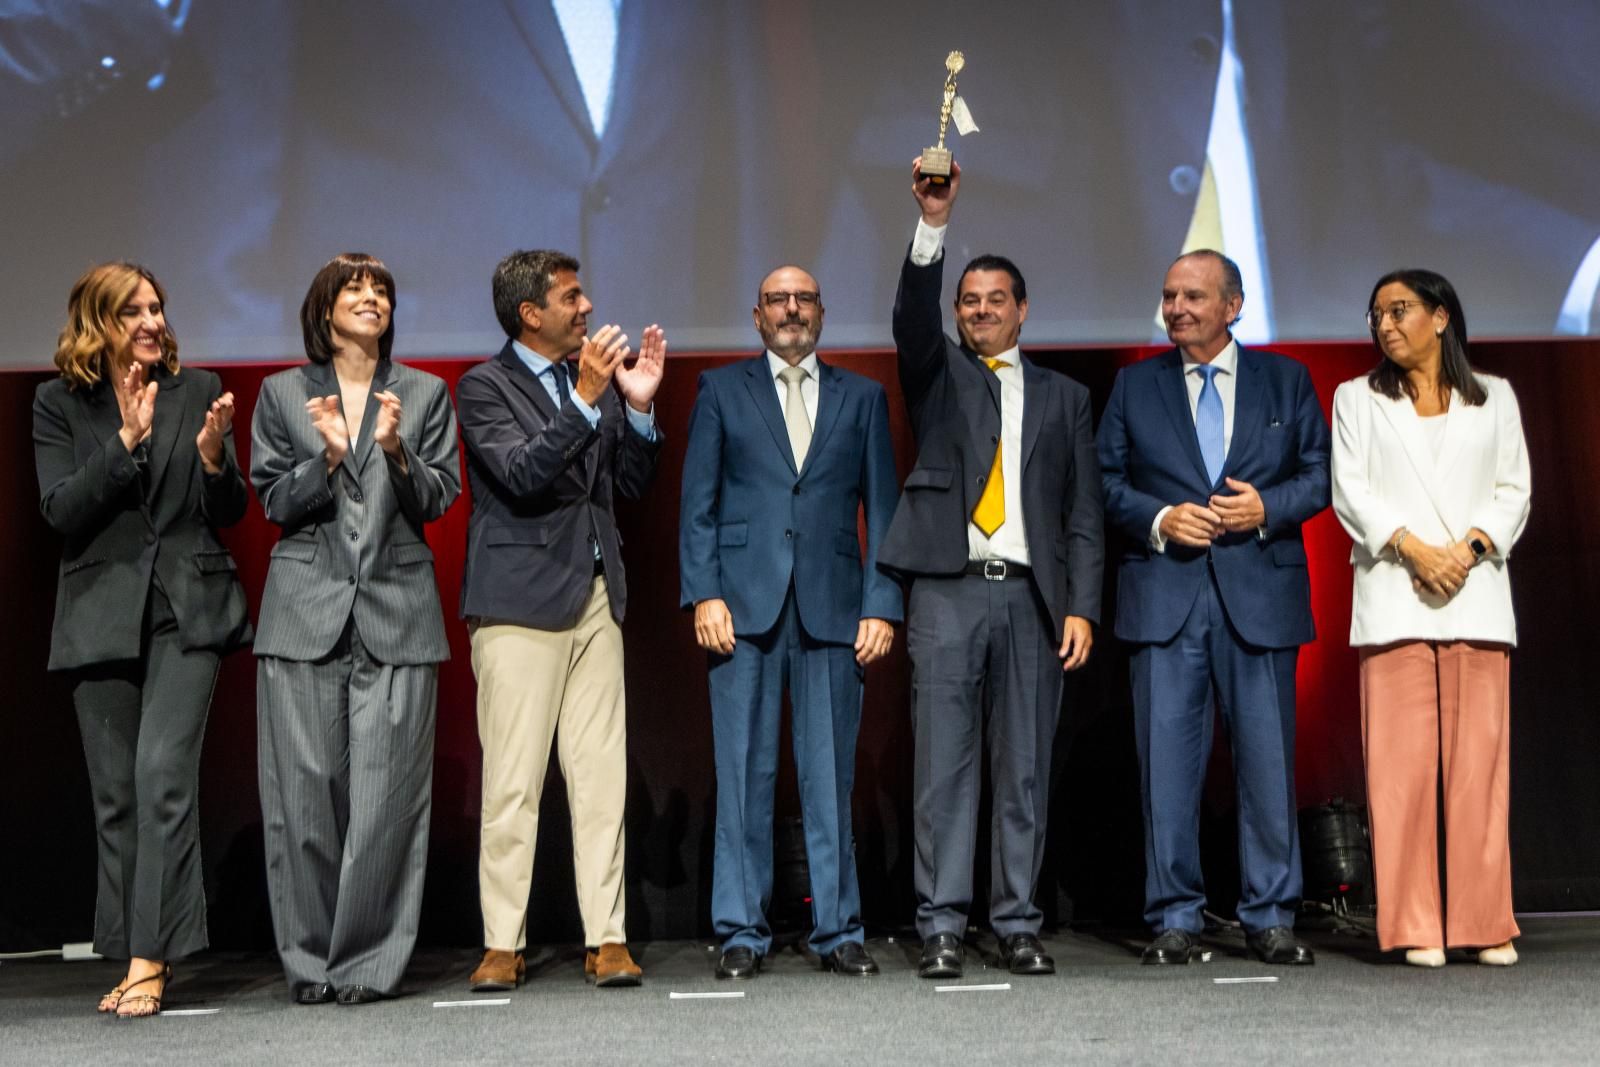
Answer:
[{"left": 53, "top": 262, "right": 180, "bottom": 390}]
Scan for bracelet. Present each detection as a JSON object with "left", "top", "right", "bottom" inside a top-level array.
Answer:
[{"left": 1393, "top": 528, "right": 1410, "bottom": 558}]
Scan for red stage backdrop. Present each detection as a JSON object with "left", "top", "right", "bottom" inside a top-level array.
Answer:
[{"left": 4, "top": 342, "right": 1597, "bottom": 951}]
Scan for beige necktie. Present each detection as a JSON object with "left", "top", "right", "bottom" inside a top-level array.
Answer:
[
  {"left": 971, "top": 358, "right": 1009, "bottom": 537},
  {"left": 778, "top": 365, "right": 812, "bottom": 468}
]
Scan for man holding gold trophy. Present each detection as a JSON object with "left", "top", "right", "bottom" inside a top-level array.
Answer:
[{"left": 875, "top": 53, "right": 1105, "bottom": 980}]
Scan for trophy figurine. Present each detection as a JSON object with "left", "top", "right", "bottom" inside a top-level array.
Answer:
[{"left": 920, "top": 50, "right": 965, "bottom": 185}]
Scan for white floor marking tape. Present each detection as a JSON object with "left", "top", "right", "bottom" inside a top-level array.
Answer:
[
  {"left": 1213, "top": 976, "right": 1279, "bottom": 984},
  {"left": 162, "top": 1009, "right": 222, "bottom": 1016},
  {"left": 433, "top": 998, "right": 510, "bottom": 1007},
  {"left": 669, "top": 990, "right": 746, "bottom": 1000},
  {"left": 935, "top": 983, "right": 1011, "bottom": 993}
]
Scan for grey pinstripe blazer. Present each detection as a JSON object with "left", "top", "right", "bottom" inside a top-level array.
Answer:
[{"left": 250, "top": 359, "right": 461, "bottom": 664}]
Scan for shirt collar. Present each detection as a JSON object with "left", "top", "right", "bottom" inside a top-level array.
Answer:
[
  {"left": 512, "top": 338, "right": 563, "bottom": 377},
  {"left": 1182, "top": 338, "right": 1238, "bottom": 376},
  {"left": 766, "top": 349, "right": 819, "bottom": 380},
  {"left": 981, "top": 344, "right": 1022, "bottom": 369}
]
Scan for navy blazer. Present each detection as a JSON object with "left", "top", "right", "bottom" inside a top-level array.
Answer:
[
  {"left": 1097, "top": 346, "right": 1331, "bottom": 649},
  {"left": 33, "top": 365, "right": 252, "bottom": 671},
  {"left": 458, "top": 341, "right": 661, "bottom": 630},
  {"left": 678, "top": 355, "right": 902, "bottom": 644},
  {"left": 875, "top": 253, "right": 1105, "bottom": 641}
]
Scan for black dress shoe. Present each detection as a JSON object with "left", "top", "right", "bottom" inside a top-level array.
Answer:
[
  {"left": 1246, "top": 926, "right": 1315, "bottom": 965},
  {"left": 335, "top": 985, "right": 389, "bottom": 1005},
  {"left": 715, "top": 945, "right": 760, "bottom": 980},
  {"left": 822, "top": 941, "right": 880, "bottom": 977},
  {"left": 293, "top": 982, "right": 335, "bottom": 1005},
  {"left": 999, "top": 932, "right": 1056, "bottom": 975},
  {"left": 1141, "top": 928, "right": 1202, "bottom": 965},
  {"left": 917, "top": 932, "right": 963, "bottom": 979}
]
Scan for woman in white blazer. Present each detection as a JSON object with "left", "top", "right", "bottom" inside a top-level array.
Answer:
[{"left": 1332, "top": 269, "right": 1531, "bottom": 967}]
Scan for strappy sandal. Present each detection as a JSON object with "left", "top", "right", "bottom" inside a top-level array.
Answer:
[
  {"left": 115, "top": 965, "right": 171, "bottom": 1019},
  {"left": 97, "top": 982, "right": 129, "bottom": 1013}
]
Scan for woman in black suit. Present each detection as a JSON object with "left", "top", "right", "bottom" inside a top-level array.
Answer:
[{"left": 32, "top": 262, "right": 252, "bottom": 1018}]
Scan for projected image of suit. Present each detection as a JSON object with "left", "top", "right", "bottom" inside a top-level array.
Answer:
[{"left": 1, "top": 0, "right": 1596, "bottom": 365}]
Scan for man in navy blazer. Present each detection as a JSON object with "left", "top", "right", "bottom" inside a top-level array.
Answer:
[
  {"left": 679, "top": 266, "right": 902, "bottom": 979},
  {"left": 1097, "top": 250, "right": 1330, "bottom": 966},
  {"left": 457, "top": 250, "right": 665, "bottom": 991},
  {"left": 876, "top": 161, "right": 1104, "bottom": 980}
]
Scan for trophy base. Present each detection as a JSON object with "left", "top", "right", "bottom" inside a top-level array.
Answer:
[{"left": 920, "top": 146, "right": 953, "bottom": 184}]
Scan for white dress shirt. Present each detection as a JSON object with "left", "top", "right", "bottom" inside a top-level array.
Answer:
[{"left": 766, "top": 349, "right": 820, "bottom": 428}]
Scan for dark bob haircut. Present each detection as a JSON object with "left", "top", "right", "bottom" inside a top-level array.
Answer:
[
  {"left": 300, "top": 253, "right": 397, "bottom": 364},
  {"left": 1365, "top": 268, "right": 1485, "bottom": 407},
  {"left": 958, "top": 254, "right": 1027, "bottom": 304}
]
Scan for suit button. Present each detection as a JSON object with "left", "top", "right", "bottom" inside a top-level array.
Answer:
[
  {"left": 990, "top": 435, "right": 999, "bottom": 444},
  {"left": 145, "top": 532, "right": 156, "bottom": 545},
  {"left": 785, "top": 530, "right": 793, "bottom": 539},
  {"left": 1169, "top": 165, "right": 1201, "bottom": 196},
  {"left": 792, "top": 486, "right": 801, "bottom": 496},
  {"left": 351, "top": 491, "right": 363, "bottom": 503},
  {"left": 976, "top": 476, "right": 985, "bottom": 485},
  {"left": 347, "top": 529, "right": 359, "bottom": 541},
  {"left": 347, "top": 576, "right": 355, "bottom": 586}
]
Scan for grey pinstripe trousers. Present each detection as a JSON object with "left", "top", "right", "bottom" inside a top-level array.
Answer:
[{"left": 257, "top": 621, "right": 436, "bottom": 995}]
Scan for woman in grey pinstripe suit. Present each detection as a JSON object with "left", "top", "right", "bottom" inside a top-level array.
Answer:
[{"left": 250, "top": 254, "right": 461, "bottom": 1005}]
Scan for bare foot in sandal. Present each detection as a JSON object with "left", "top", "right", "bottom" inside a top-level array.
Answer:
[
  {"left": 115, "top": 959, "right": 170, "bottom": 1019},
  {"left": 97, "top": 974, "right": 132, "bottom": 1013}
]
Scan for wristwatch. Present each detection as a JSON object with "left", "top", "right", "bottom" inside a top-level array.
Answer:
[{"left": 1468, "top": 537, "right": 1489, "bottom": 559}]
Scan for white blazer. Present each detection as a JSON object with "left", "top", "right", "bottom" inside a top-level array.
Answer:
[{"left": 1331, "top": 372, "right": 1531, "bottom": 647}]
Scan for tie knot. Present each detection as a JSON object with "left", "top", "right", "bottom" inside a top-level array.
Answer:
[
  {"left": 983, "top": 358, "right": 1010, "bottom": 373},
  {"left": 778, "top": 365, "right": 808, "bottom": 386},
  {"left": 1195, "top": 363, "right": 1219, "bottom": 383}
]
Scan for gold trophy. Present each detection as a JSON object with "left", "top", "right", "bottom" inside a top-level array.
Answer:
[{"left": 920, "top": 50, "right": 965, "bottom": 185}]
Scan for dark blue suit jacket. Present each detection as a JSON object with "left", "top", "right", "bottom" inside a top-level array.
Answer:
[
  {"left": 679, "top": 355, "right": 902, "bottom": 645},
  {"left": 1097, "top": 346, "right": 1330, "bottom": 649},
  {"left": 458, "top": 342, "right": 661, "bottom": 631}
]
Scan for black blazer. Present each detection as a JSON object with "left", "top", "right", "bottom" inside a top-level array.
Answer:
[
  {"left": 457, "top": 342, "right": 661, "bottom": 630},
  {"left": 33, "top": 364, "right": 252, "bottom": 671},
  {"left": 876, "top": 253, "right": 1105, "bottom": 641}
]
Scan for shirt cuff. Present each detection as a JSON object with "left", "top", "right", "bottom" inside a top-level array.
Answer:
[
  {"left": 1149, "top": 507, "right": 1172, "bottom": 553},
  {"left": 570, "top": 392, "right": 602, "bottom": 428},
  {"left": 910, "top": 218, "right": 947, "bottom": 267},
  {"left": 624, "top": 402, "right": 657, "bottom": 441}
]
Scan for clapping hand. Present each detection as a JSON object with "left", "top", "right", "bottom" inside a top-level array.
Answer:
[
  {"left": 305, "top": 395, "right": 349, "bottom": 472},
  {"left": 115, "top": 362, "right": 158, "bottom": 453},
  {"left": 195, "top": 391, "right": 235, "bottom": 473},
  {"left": 575, "top": 324, "right": 630, "bottom": 407},
  {"left": 614, "top": 324, "right": 666, "bottom": 413},
  {"left": 373, "top": 390, "right": 405, "bottom": 469}
]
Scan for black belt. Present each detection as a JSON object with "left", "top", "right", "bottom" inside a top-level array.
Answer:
[{"left": 964, "top": 559, "right": 1031, "bottom": 581}]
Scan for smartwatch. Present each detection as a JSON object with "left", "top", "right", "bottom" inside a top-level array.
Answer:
[{"left": 1468, "top": 537, "right": 1488, "bottom": 559}]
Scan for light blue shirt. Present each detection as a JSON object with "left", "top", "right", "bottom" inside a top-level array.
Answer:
[{"left": 510, "top": 339, "right": 656, "bottom": 440}]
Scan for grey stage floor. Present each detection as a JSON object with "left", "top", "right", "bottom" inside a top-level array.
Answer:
[{"left": 2, "top": 917, "right": 1597, "bottom": 1066}]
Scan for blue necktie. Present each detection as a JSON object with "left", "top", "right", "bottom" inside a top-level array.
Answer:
[
  {"left": 1195, "top": 364, "right": 1225, "bottom": 486},
  {"left": 550, "top": 363, "right": 571, "bottom": 408}
]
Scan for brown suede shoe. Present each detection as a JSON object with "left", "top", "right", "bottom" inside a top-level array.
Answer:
[
  {"left": 588, "top": 943, "right": 642, "bottom": 987},
  {"left": 469, "top": 948, "right": 525, "bottom": 991}
]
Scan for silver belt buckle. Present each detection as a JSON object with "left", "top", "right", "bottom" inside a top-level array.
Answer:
[{"left": 982, "top": 559, "right": 1007, "bottom": 581}]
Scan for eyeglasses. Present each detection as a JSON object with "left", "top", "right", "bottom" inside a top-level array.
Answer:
[
  {"left": 762, "top": 291, "right": 820, "bottom": 307},
  {"left": 1366, "top": 300, "right": 1426, "bottom": 330}
]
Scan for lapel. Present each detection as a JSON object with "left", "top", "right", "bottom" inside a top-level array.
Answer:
[
  {"left": 1155, "top": 349, "right": 1213, "bottom": 488},
  {"left": 744, "top": 355, "right": 799, "bottom": 476},
  {"left": 85, "top": 377, "right": 124, "bottom": 453},
  {"left": 300, "top": 359, "right": 351, "bottom": 482},
  {"left": 958, "top": 345, "right": 1001, "bottom": 474},
  {"left": 350, "top": 358, "right": 393, "bottom": 474},
  {"left": 1371, "top": 389, "right": 1457, "bottom": 536},
  {"left": 1019, "top": 355, "right": 1047, "bottom": 473},
  {"left": 1433, "top": 387, "right": 1476, "bottom": 492},
  {"left": 144, "top": 364, "right": 187, "bottom": 499},
  {"left": 806, "top": 358, "right": 845, "bottom": 476},
  {"left": 1223, "top": 346, "right": 1264, "bottom": 480},
  {"left": 500, "top": 0, "right": 597, "bottom": 154},
  {"left": 496, "top": 342, "right": 561, "bottom": 425}
]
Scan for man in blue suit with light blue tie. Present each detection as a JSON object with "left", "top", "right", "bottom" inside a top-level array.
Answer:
[
  {"left": 1098, "top": 250, "right": 1330, "bottom": 966},
  {"left": 680, "top": 266, "right": 902, "bottom": 980}
]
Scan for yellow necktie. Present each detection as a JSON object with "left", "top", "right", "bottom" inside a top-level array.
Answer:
[{"left": 971, "top": 358, "right": 1009, "bottom": 537}]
